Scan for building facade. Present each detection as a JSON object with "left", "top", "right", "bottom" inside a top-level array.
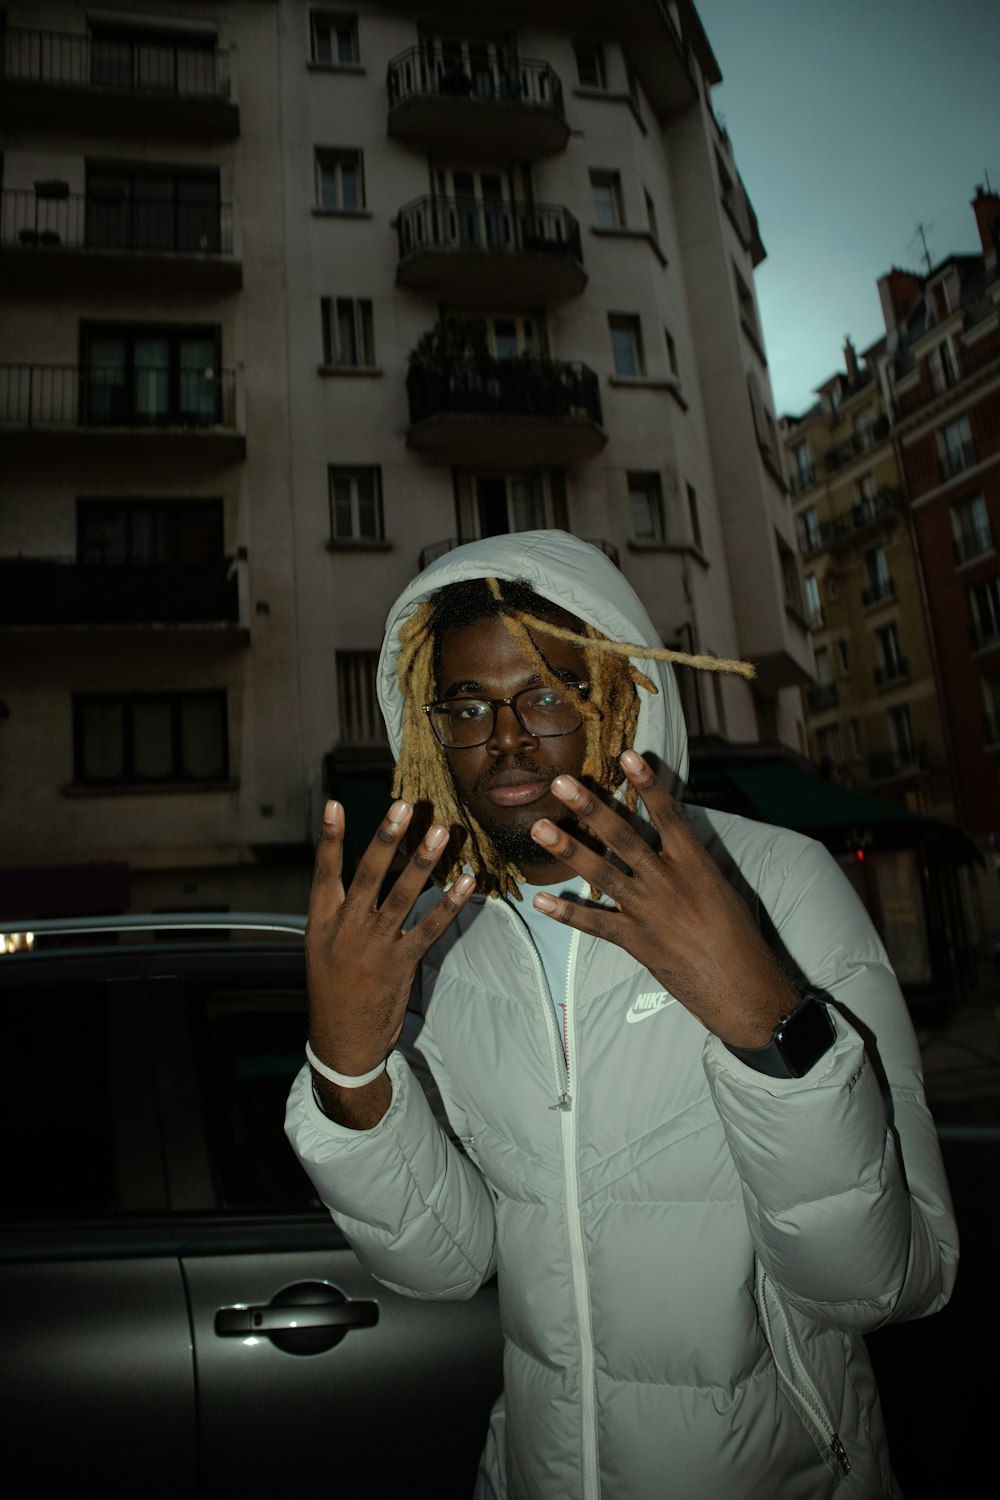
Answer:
[{"left": 1, "top": 1, "right": 810, "bottom": 918}]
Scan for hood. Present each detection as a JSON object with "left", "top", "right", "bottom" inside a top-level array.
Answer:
[{"left": 377, "top": 530, "right": 689, "bottom": 792}]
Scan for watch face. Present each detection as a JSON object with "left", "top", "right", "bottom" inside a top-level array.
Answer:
[{"left": 776, "top": 999, "right": 836, "bottom": 1077}]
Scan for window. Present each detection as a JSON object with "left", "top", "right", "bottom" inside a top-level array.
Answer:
[
  {"left": 484, "top": 316, "right": 538, "bottom": 360},
  {"left": 817, "top": 724, "right": 843, "bottom": 766},
  {"left": 474, "top": 474, "right": 544, "bottom": 536},
  {"left": 316, "top": 149, "right": 363, "bottom": 211},
  {"left": 940, "top": 415, "right": 976, "bottom": 479},
  {"left": 970, "top": 577, "right": 1000, "bottom": 649},
  {"left": 89, "top": 18, "right": 216, "bottom": 96},
  {"left": 790, "top": 440, "right": 814, "bottom": 492},
  {"left": 628, "top": 472, "right": 665, "bottom": 542},
  {"left": 804, "top": 573, "right": 822, "bottom": 626},
  {"left": 336, "top": 651, "right": 386, "bottom": 746},
  {"left": 311, "top": 12, "right": 358, "bottom": 65},
  {"left": 814, "top": 646, "right": 832, "bottom": 687},
  {"left": 863, "top": 546, "right": 892, "bottom": 605},
  {"left": 733, "top": 265, "right": 759, "bottom": 343},
  {"left": 321, "top": 297, "right": 375, "bottom": 368},
  {"left": 644, "top": 189, "right": 660, "bottom": 245},
  {"left": 74, "top": 692, "right": 228, "bottom": 786},
  {"left": 951, "top": 494, "right": 992, "bottom": 565},
  {"left": 777, "top": 534, "right": 804, "bottom": 618},
  {"left": 853, "top": 403, "right": 878, "bottom": 442},
  {"left": 849, "top": 718, "right": 863, "bottom": 759},
  {"left": 888, "top": 704, "right": 916, "bottom": 766},
  {"left": 82, "top": 324, "right": 222, "bottom": 427},
  {"left": 86, "top": 166, "right": 221, "bottom": 253},
  {"left": 609, "top": 315, "right": 644, "bottom": 377},
  {"left": 797, "top": 507, "right": 821, "bottom": 555},
  {"left": 573, "top": 41, "right": 605, "bottom": 88},
  {"left": 77, "top": 500, "right": 222, "bottom": 563},
  {"left": 664, "top": 327, "right": 680, "bottom": 381},
  {"left": 983, "top": 672, "right": 1000, "bottom": 743},
  {"left": 686, "top": 484, "right": 702, "bottom": 549},
  {"left": 328, "top": 467, "right": 382, "bottom": 542},
  {"left": 929, "top": 340, "right": 958, "bottom": 394},
  {"left": 855, "top": 472, "right": 878, "bottom": 504},
  {"left": 590, "top": 171, "right": 624, "bottom": 228},
  {"left": 875, "top": 622, "right": 906, "bottom": 683},
  {"left": 837, "top": 639, "right": 850, "bottom": 675}
]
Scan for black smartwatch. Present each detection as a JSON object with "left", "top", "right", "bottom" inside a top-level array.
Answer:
[{"left": 726, "top": 990, "right": 835, "bottom": 1078}]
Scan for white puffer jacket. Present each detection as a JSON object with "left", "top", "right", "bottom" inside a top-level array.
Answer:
[{"left": 286, "top": 532, "right": 958, "bottom": 1499}]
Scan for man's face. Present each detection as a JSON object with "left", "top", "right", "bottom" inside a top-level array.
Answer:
[{"left": 435, "top": 612, "right": 590, "bottom": 883}]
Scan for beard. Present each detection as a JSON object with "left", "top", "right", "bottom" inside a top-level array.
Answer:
[{"left": 460, "top": 754, "right": 571, "bottom": 872}]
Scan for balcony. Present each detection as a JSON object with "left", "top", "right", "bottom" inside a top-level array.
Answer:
[
  {"left": 396, "top": 196, "right": 585, "bottom": 306},
  {"left": 387, "top": 49, "right": 567, "bottom": 161},
  {"left": 406, "top": 355, "right": 605, "bottom": 465},
  {"left": 0, "top": 28, "right": 238, "bottom": 137},
  {"left": 806, "top": 681, "right": 838, "bottom": 713},
  {"left": 418, "top": 534, "right": 619, "bottom": 573},
  {"left": 874, "top": 657, "right": 909, "bottom": 688},
  {"left": 823, "top": 415, "right": 891, "bottom": 472},
  {"left": 0, "top": 188, "right": 240, "bottom": 291},
  {"left": 0, "top": 557, "right": 242, "bottom": 631},
  {"left": 862, "top": 577, "right": 895, "bottom": 608},
  {"left": 821, "top": 487, "right": 905, "bottom": 551},
  {"left": 971, "top": 618, "right": 1000, "bottom": 653},
  {"left": 954, "top": 524, "right": 994, "bottom": 566},
  {"left": 0, "top": 364, "right": 245, "bottom": 458},
  {"left": 941, "top": 440, "right": 978, "bottom": 482},
  {"left": 868, "top": 744, "right": 929, "bottom": 780}
]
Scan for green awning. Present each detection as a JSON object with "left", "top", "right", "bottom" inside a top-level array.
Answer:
[{"left": 719, "top": 760, "right": 979, "bottom": 864}]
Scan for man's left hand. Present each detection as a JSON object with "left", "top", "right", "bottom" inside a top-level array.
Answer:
[{"left": 530, "top": 750, "right": 799, "bottom": 1048}]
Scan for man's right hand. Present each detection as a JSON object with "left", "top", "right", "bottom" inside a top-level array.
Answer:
[{"left": 305, "top": 798, "right": 475, "bottom": 1128}]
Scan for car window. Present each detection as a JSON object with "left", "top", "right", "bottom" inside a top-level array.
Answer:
[{"left": 0, "top": 984, "right": 117, "bottom": 1217}]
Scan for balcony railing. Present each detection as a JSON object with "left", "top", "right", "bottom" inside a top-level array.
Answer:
[
  {"left": 397, "top": 195, "right": 582, "bottom": 266},
  {"left": 0, "top": 364, "right": 238, "bottom": 429},
  {"left": 1, "top": 188, "right": 233, "bottom": 255},
  {"left": 862, "top": 577, "right": 895, "bottom": 607},
  {"left": 388, "top": 48, "right": 563, "bottom": 114},
  {"left": 868, "top": 744, "right": 928, "bottom": 779},
  {"left": 874, "top": 657, "right": 908, "bottom": 687},
  {"left": 2, "top": 26, "right": 232, "bottom": 100},
  {"left": 820, "top": 487, "right": 904, "bottom": 549},
  {"left": 941, "top": 440, "right": 978, "bottom": 481},
  {"left": 789, "top": 468, "right": 816, "bottom": 497},
  {"left": 806, "top": 681, "right": 838, "bottom": 712},
  {"left": 823, "top": 415, "right": 890, "bottom": 472},
  {"left": 0, "top": 557, "right": 238, "bottom": 626},
  {"left": 954, "top": 523, "right": 994, "bottom": 566},
  {"left": 407, "top": 354, "right": 602, "bottom": 428}
]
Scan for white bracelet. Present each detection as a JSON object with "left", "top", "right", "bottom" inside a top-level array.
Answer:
[{"left": 305, "top": 1039, "right": 387, "bottom": 1089}]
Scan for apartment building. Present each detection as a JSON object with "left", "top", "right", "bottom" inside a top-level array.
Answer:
[
  {"left": 784, "top": 340, "right": 954, "bottom": 826},
  {"left": 0, "top": 0, "right": 808, "bottom": 917},
  {"left": 0, "top": 1, "right": 308, "bottom": 918},
  {"left": 881, "top": 187, "right": 1000, "bottom": 875},
  {"left": 280, "top": 0, "right": 811, "bottom": 860}
]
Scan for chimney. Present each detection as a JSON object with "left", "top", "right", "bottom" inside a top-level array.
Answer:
[
  {"left": 971, "top": 184, "right": 1000, "bottom": 269},
  {"left": 843, "top": 337, "right": 859, "bottom": 383},
  {"left": 877, "top": 268, "right": 923, "bottom": 334}
]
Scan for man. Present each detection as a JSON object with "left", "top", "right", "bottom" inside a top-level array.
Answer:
[{"left": 287, "top": 530, "right": 957, "bottom": 1499}]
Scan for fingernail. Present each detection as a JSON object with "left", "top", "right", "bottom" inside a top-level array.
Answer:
[
  {"left": 551, "top": 775, "right": 577, "bottom": 798},
  {"left": 621, "top": 750, "right": 644, "bottom": 774},
  {"left": 452, "top": 874, "right": 475, "bottom": 896},
  {"left": 533, "top": 894, "right": 558, "bottom": 914},
  {"left": 387, "top": 800, "right": 411, "bottom": 825},
  {"left": 425, "top": 824, "right": 448, "bottom": 849},
  {"left": 323, "top": 800, "right": 340, "bottom": 826},
  {"left": 532, "top": 820, "right": 559, "bottom": 845}
]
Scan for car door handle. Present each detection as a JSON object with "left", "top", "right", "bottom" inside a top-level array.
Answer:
[
  {"left": 215, "top": 1302, "right": 378, "bottom": 1335},
  {"left": 213, "top": 1280, "right": 379, "bottom": 1355}
]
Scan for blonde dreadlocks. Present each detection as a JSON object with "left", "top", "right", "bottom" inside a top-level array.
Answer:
[{"left": 392, "top": 576, "right": 754, "bottom": 900}]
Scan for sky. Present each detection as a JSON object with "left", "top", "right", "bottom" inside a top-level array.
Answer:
[{"left": 695, "top": 0, "right": 1000, "bottom": 417}]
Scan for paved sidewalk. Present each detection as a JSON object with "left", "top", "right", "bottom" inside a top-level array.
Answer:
[{"left": 915, "top": 979, "right": 1000, "bottom": 1126}]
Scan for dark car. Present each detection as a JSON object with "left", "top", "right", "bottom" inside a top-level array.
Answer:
[{"left": 0, "top": 914, "right": 503, "bottom": 1499}]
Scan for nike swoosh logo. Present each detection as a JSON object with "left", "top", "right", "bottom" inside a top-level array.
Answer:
[{"left": 625, "top": 992, "right": 678, "bottom": 1024}]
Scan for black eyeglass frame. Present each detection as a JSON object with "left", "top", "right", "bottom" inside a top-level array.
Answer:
[{"left": 422, "top": 681, "right": 590, "bottom": 748}]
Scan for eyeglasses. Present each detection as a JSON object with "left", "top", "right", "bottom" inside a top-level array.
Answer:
[{"left": 423, "top": 682, "right": 590, "bottom": 749}]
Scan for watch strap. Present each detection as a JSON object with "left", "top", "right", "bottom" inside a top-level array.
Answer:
[{"left": 726, "top": 990, "right": 835, "bottom": 1078}]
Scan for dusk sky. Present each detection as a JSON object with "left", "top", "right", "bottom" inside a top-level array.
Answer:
[{"left": 696, "top": 0, "right": 999, "bottom": 418}]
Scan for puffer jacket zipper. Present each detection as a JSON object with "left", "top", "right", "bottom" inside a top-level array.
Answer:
[
  {"left": 757, "top": 1265, "right": 851, "bottom": 1478},
  {"left": 499, "top": 898, "right": 601, "bottom": 1500}
]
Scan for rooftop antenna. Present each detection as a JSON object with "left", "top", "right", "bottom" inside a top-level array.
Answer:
[{"left": 909, "top": 221, "right": 934, "bottom": 274}]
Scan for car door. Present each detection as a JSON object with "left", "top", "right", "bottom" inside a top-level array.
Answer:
[
  {"left": 150, "top": 948, "right": 503, "bottom": 1497},
  {"left": 0, "top": 958, "right": 197, "bottom": 1497}
]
